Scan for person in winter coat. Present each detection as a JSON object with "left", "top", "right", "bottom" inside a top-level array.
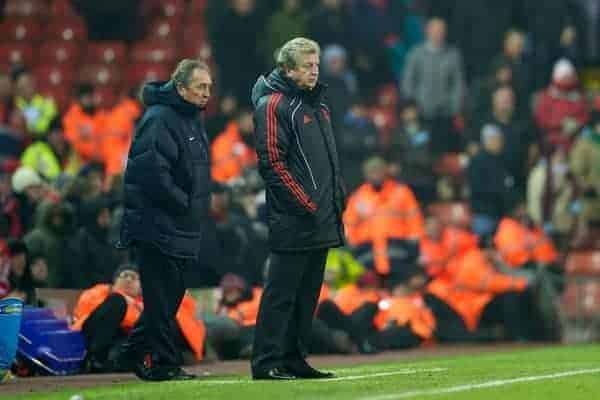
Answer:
[
  {"left": 117, "top": 59, "right": 213, "bottom": 382},
  {"left": 250, "top": 38, "right": 345, "bottom": 381},
  {"left": 534, "top": 59, "right": 589, "bottom": 150}
]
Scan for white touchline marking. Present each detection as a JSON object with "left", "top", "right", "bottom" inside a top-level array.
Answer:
[{"left": 363, "top": 367, "right": 600, "bottom": 400}]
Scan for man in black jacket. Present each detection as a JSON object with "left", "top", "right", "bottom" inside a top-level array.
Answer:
[
  {"left": 117, "top": 59, "right": 212, "bottom": 381},
  {"left": 250, "top": 37, "right": 345, "bottom": 380}
]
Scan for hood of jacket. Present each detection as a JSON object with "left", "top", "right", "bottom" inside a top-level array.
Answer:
[
  {"left": 251, "top": 69, "right": 325, "bottom": 108},
  {"left": 141, "top": 80, "right": 199, "bottom": 117}
]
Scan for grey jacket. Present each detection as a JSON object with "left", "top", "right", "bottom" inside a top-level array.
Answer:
[{"left": 402, "top": 44, "right": 465, "bottom": 119}]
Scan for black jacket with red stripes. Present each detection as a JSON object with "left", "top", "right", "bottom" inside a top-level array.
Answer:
[{"left": 251, "top": 69, "right": 345, "bottom": 251}]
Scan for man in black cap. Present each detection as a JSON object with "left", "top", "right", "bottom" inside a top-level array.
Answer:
[{"left": 117, "top": 59, "right": 212, "bottom": 381}]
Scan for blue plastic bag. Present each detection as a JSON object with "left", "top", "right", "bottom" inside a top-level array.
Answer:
[{"left": 0, "top": 298, "right": 24, "bottom": 380}]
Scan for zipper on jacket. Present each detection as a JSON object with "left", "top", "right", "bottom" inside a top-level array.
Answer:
[{"left": 291, "top": 101, "right": 318, "bottom": 190}]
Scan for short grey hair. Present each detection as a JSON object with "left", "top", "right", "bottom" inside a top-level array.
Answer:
[
  {"left": 276, "top": 37, "right": 320, "bottom": 72},
  {"left": 171, "top": 59, "right": 209, "bottom": 87}
]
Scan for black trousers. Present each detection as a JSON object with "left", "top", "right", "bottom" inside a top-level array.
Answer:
[
  {"left": 251, "top": 248, "right": 328, "bottom": 373},
  {"left": 126, "top": 242, "right": 188, "bottom": 367}
]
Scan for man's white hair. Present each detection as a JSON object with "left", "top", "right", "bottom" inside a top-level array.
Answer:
[{"left": 276, "top": 37, "right": 320, "bottom": 72}]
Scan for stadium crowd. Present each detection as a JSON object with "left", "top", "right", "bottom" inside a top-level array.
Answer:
[{"left": 1, "top": 0, "right": 600, "bottom": 374}]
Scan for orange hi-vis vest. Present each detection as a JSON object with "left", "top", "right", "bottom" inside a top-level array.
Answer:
[
  {"left": 102, "top": 98, "right": 141, "bottom": 176},
  {"left": 176, "top": 293, "right": 207, "bottom": 361},
  {"left": 344, "top": 179, "right": 425, "bottom": 274},
  {"left": 420, "top": 227, "right": 478, "bottom": 278},
  {"left": 71, "top": 284, "right": 142, "bottom": 332},
  {"left": 225, "top": 287, "right": 263, "bottom": 327},
  {"left": 373, "top": 293, "right": 436, "bottom": 340},
  {"left": 420, "top": 237, "right": 449, "bottom": 278},
  {"left": 63, "top": 103, "right": 107, "bottom": 163},
  {"left": 211, "top": 122, "right": 258, "bottom": 183},
  {"left": 334, "top": 284, "right": 382, "bottom": 315},
  {"left": 494, "top": 218, "right": 559, "bottom": 268},
  {"left": 426, "top": 249, "right": 528, "bottom": 331}
]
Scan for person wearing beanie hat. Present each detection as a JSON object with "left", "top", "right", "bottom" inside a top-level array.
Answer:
[
  {"left": 10, "top": 166, "right": 46, "bottom": 233},
  {"left": 535, "top": 58, "right": 589, "bottom": 149},
  {"left": 11, "top": 167, "right": 42, "bottom": 195}
]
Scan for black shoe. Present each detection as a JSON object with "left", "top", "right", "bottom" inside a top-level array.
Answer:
[
  {"left": 134, "top": 365, "right": 197, "bottom": 382},
  {"left": 287, "top": 361, "right": 335, "bottom": 379},
  {"left": 252, "top": 367, "right": 297, "bottom": 380}
]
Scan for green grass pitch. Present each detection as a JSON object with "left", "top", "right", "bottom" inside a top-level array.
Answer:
[{"left": 8, "top": 344, "right": 600, "bottom": 400}]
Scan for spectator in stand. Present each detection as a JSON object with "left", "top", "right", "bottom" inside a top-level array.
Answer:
[
  {"left": 211, "top": 109, "right": 257, "bottom": 185},
  {"left": 337, "top": 100, "right": 380, "bottom": 192},
  {"left": 402, "top": 18, "right": 464, "bottom": 155},
  {"left": 534, "top": 58, "right": 589, "bottom": 151},
  {"left": 64, "top": 196, "right": 123, "bottom": 289},
  {"left": 449, "top": 0, "right": 516, "bottom": 82},
  {"left": 1, "top": 170, "right": 22, "bottom": 239},
  {"left": 308, "top": 0, "right": 350, "bottom": 49},
  {"left": 264, "top": 0, "right": 307, "bottom": 66},
  {"left": 527, "top": 147, "right": 576, "bottom": 245},
  {"left": 0, "top": 72, "right": 14, "bottom": 125},
  {"left": 10, "top": 167, "right": 47, "bottom": 234},
  {"left": 206, "top": 94, "right": 239, "bottom": 143},
  {"left": 570, "top": 110, "right": 600, "bottom": 238},
  {"left": 63, "top": 84, "right": 107, "bottom": 164},
  {"left": 491, "top": 30, "right": 532, "bottom": 102},
  {"left": 12, "top": 68, "right": 58, "bottom": 139},
  {"left": 321, "top": 45, "right": 358, "bottom": 129},
  {"left": 209, "top": 0, "right": 265, "bottom": 104},
  {"left": 475, "top": 86, "right": 537, "bottom": 195},
  {"left": 23, "top": 200, "right": 74, "bottom": 288},
  {"left": 71, "top": 0, "right": 143, "bottom": 42},
  {"left": 520, "top": 0, "right": 581, "bottom": 89},
  {"left": 575, "top": 0, "right": 600, "bottom": 65},
  {"left": 20, "top": 118, "right": 81, "bottom": 183},
  {"left": 386, "top": 101, "right": 436, "bottom": 205},
  {"left": 467, "top": 125, "right": 516, "bottom": 240},
  {"left": 344, "top": 157, "right": 424, "bottom": 284}
]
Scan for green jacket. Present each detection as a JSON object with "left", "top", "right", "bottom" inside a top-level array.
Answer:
[
  {"left": 15, "top": 94, "right": 58, "bottom": 137},
  {"left": 570, "top": 129, "right": 600, "bottom": 193}
]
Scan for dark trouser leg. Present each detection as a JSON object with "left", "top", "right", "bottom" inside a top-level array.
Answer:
[
  {"left": 372, "top": 326, "right": 422, "bottom": 350},
  {"left": 424, "top": 294, "right": 475, "bottom": 342},
  {"left": 480, "top": 291, "right": 531, "bottom": 341},
  {"left": 252, "top": 249, "right": 327, "bottom": 373},
  {"left": 126, "top": 242, "right": 187, "bottom": 367},
  {"left": 82, "top": 293, "right": 127, "bottom": 364}
]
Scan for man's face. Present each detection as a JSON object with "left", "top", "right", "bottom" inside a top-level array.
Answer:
[
  {"left": 287, "top": 53, "right": 320, "bottom": 90},
  {"left": 179, "top": 68, "right": 212, "bottom": 108},
  {"left": 97, "top": 208, "right": 111, "bottom": 229},
  {"left": 505, "top": 33, "right": 524, "bottom": 57},
  {"left": 496, "top": 67, "right": 512, "bottom": 85},
  {"left": 114, "top": 270, "right": 141, "bottom": 297},
  {"left": 401, "top": 106, "right": 419, "bottom": 125},
  {"left": 493, "top": 88, "right": 515, "bottom": 115},
  {"left": 223, "top": 288, "right": 243, "bottom": 305},
  {"left": 24, "top": 184, "right": 44, "bottom": 203},
  {"left": 485, "top": 134, "right": 504, "bottom": 154},
  {"left": 425, "top": 218, "right": 442, "bottom": 241},
  {"left": 232, "top": 0, "right": 254, "bottom": 15},
  {"left": 238, "top": 112, "right": 254, "bottom": 136},
  {"left": 365, "top": 166, "right": 387, "bottom": 186},
  {"left": 79, "top": 92, "right": 96, "bottom": 113},
  {"left": 15, "top": 73, "right": 35, "bottom": 100},
  {"left": 0, "top": 74, "right": 11, "bottom": 99},
  {"left": 10, "top": 253, "right": 26, "bottom": 277},
  {"left": 427, "top": 19, "right": 446, "bottom": 47}
]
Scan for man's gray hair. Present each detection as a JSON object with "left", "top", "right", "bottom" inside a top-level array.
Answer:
[
  {"left": 276, "top": 37, "right": 320, "bottom": 72},
  {"left": 171, "top": 59, "right": 209, "bottom": 87}
]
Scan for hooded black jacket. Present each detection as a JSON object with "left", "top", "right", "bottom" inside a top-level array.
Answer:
[
  {"left": 251, "top": 69, "right": 345, "bottom": 252},
  {"left": 118, "top": 81, "right": 210, "bottom": 259}
]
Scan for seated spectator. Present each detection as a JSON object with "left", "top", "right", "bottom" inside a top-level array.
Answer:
[
  {"left": 570, "top": 110, "right": 600, "bottom": 239},
  {"left": 64, "top": 196, "right": 123, "bottom": 289},
  {"left": 402, "top": 17, "right": 464, "bottom": 155},
  {"left": 10, "top": 167, "right": 48, "bottom": 233},
  {"left": 20, "top": 118, "right": 81, "bottom": 182},
  {"left": 23, "top": 200, "right": 74, "bottom": 288},
  {"left": 63, "top": 84, "right": 107, "bottom": 163},
  {"left": 534, "top": 59, "right": 589, "bottom": 150},
  {"left": 72, "top": 264, "right": 206, "bottom": 372},
  {"left": 344, "top": 157, "right": 424, "bottom": 282},
  {"left": 494, "top": 203, "right": 559, "bottom": 270},
  {"left": 425, "top": 248, "right": 534, "bottom": 342},
  {"left": 491, "top": 29, "right": 532, "bottom": 102},
  {"left": 386, "top": 101, "right": 436, "bottom": 205},
  {"left": 3, "top": 239, "right": 38, "bottom": 304},
  {"left": 324, "top": 248, "right": 365, "bottom": 290},
  {"left": 1, "top": 170, "right": 22, "bottom": 239},
  {"left": 527, "top": 147, "right": 576, "bottom": 244},
  {"left": 467, "top": 125, "right": 516, "bottom": 241},
  {"left": 211, "top": 109, "right": 258, "bottom": 184},
  {"left": 12, "top": 68, "right": 58, "bottom": 139},
  {"left": 206, "top": 94, "right": 239, "bottom": 143},
  {"left": 338, "top": 100, "right": 380, "bottom": 192},
  {"left": 372, "top": 271, "right": 436, "bottom": 350}
]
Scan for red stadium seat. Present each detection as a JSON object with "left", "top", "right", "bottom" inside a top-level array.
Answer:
[
  {"left": 182, "top": 23, "right": 207, "bottom": 43},
  {"left": 4, "top": 0, "right": 48, "bottom": 18},
  {"left": 34, "top": 65, "right": 74, "bottom": 92},
  {"left": 94, "top": 86, "right": 119, "bottom": 109},
  {"left": 566, "top": 251, "right": 600, "bottom": 276},
  {"left": 180, "top": 40, "right": 212, "bottom": 61},
  {"left": 85, "top": 42, "right": 128, "bottom": 65},
  {"left": 562, "top": 281, "right": 600, "bottom": 319},
  {"left": 38, "top": 87, "right": 71, "bottom": 112},
  {"left": 0, "top": 43, "right": 35, "bottom": 68},
  {"left": 130, "top": 41, "right": 177, "bottom": 64},
  {"left": 159, "top": 0, "right": 186, "bottom": 19},
  {"left": 0, "top": 19, "right": 43, "bottom": 42},
  {"left": 46, "top": 18, "right": 87, "bottom": 42},
  {"left": 39, "top": 41, "right": 80, "bottom": 65},
  {"left": 50, "top": 0, "right": 78, "bottom": 17},
  {"left": 428, "top": 202, "right": 472, "bottom": 229},
  {"left": 79, "top": 64, "right": 121, "bottom": 87},
  {"left": 126, "top": 63, "right": 169, "bottom": 87},
  {"left": 147, "top": 18, "right": 181, "bottom": 41},
  {"left": 188, "top": 0, "right": 209, "bottom": 15}
]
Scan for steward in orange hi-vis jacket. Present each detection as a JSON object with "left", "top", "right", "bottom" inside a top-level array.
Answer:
[
  {"left": 102, "top": 96, "right": 142, "bottom": 177},
  {"left": 344, "top": 157, "right": 424, "bottom": 279},
  {"left": 424, "top": 248, "right": 536, "bottom": 342}
]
